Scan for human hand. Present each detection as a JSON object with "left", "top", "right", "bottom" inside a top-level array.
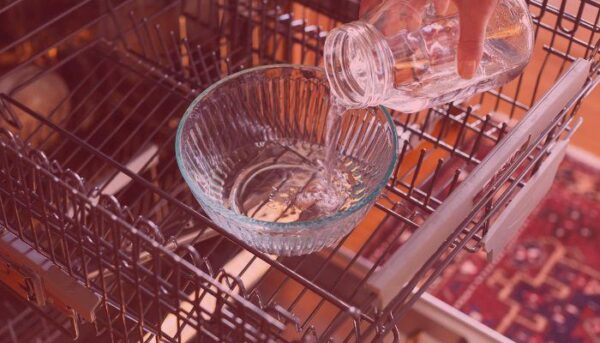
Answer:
[{"left": 360, "top": 0, "right": 498, "bottom": 79}]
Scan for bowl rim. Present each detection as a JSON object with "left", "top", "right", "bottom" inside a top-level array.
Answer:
[{"left": 175, "top": 64, "right": 398, "bottom": 233}]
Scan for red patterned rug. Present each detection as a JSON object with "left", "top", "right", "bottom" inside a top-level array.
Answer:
[{"left": 426, "top": 150, "right": 600, "bottom": 343}]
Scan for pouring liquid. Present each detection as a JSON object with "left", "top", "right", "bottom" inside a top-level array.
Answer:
[{"left": 226, "top": 98, "right": 366, "bottom": 223}]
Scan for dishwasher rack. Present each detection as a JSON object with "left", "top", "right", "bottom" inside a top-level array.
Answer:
[
  {"left": 0, "top": 284, "right": 70, "bottom": 343},
  {"left": 0, "top": 0, "right": 598, "bottom": 342}
]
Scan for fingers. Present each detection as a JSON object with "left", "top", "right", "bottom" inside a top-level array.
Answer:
[
  {"left": 455, "top": 0, "right": 498, "bottom": 78},
  {"left": 405, "top": 0, "right": 428, "bottom": 31},
  {"left": 434, "top": 0, "right": 450, "bottom": 15},
  {"left": 359, "top": 0, "right": 382, "bottom": 16},
  {"left": 358, "top": 0, "right": 497, "bottom": 80}
]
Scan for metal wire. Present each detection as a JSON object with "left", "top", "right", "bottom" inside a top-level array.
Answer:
[{"left": 0, "top": 0, "right": 598, "bottom": 341}]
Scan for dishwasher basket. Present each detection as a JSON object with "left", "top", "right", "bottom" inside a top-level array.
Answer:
[{"left": 0, "top": 0, "right": 598, "bottom": 342}]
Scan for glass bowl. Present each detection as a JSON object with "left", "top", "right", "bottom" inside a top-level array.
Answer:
[{"left": 176, "top": 65, "right": 397, "bottom": 256}]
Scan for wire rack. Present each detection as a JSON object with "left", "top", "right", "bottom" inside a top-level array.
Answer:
[
  {"left": 0, "top": 282, "right": 76, "bottom": 343},
  {"left": 0, "top": 0, "right": 598, "bottom": 342}
]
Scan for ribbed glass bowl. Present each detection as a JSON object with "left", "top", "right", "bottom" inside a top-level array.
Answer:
[{"left": 176, "top": 65, "right": 397, "bottom": 255}]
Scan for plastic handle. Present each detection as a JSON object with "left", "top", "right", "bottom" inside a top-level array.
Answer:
[
  {"left": 483, "top": 139, "right": 568, "bottom": 261},
  {"left": 367, "top": 58, "right": 592, "bottom": 309},
  {"left": 0, "top": 230, "right": 101, "bottom": 323}
]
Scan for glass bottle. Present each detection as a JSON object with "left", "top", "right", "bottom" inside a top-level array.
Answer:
[{"left": 323, "top": 0, "right": 534, "bottom": 112}]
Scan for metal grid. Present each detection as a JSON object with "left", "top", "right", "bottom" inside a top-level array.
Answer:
[
  {"left": 0, "top": 0, "right": 598, "bottom": 342},
  {"left": 0, "top": 284, "right": 71, "bottom": 343}
]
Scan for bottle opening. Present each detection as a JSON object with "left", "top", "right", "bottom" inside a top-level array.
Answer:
[{"left": 324, "top": 21, "right": 395, "bottom": 108}]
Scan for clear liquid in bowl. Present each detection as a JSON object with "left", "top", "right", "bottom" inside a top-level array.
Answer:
[{"left": 225, "top": 139, "right": 368, "bottom": 223}]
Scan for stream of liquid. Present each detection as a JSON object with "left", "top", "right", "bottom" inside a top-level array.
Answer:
[
  {"left": 225, "top": 98, "right": 364, "bottom": 223},
  {"left": 323, "top": 99, "right": 346, "bottom": 179}
]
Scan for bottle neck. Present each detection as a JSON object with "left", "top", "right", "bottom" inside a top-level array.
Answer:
[{"left": 324, "top": 21, "right": 395, "bottom": 109}]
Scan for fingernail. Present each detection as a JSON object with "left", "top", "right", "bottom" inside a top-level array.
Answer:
[{"left": 459, "top": 60, "right": 477, "bottom": 79}]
